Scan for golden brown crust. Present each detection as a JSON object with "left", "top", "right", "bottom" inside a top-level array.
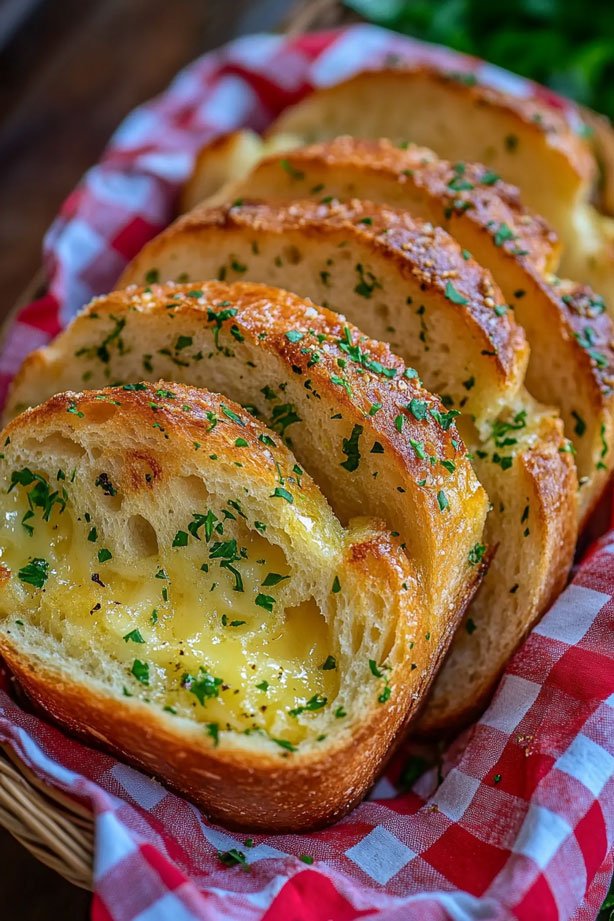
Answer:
[
  {"left": 244, "top": 136, "right": 561, "bottom": 274},
  {"left": 120, "top": 198, "right": 529, "bottom": 412},
  {"left": 419, "top": 412, "right": 577, "bottom": 734}
]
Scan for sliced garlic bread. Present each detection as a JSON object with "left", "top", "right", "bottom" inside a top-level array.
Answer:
[
  {"left": 6, "top": 282, "right": 488, "bottom": 642},
  {"left": 0, "top": 383, "right": 438, "bottom": 830},
  {"left": 120, "top": 199, "right": 530, "bottom": 429},
  {"left": 264, "top": 67, "right": 614, "bottom": 303},
  {"left": 115, "top": 203, "right": 578, "bottom": 730},
  {"left": 206, "top": 138, "right": 614, "bottom": 523}
]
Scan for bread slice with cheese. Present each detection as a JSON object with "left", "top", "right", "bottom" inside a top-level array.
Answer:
[
  {"left": 201, "top": 137, "right": 614, "bottom": 523},
  {"left": 264, "top": 67, "right": 614, "bottom": 304},
  {"left": 112, "top": 204, "right": 577, "bottom": 730},
  {"left": 0, "top": 382, "right": 453, "bottom": 831},
  {"left": 6, "top": 282, "right": 488, "bottom": 651}
]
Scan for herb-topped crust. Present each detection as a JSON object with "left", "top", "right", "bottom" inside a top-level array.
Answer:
[
  {"left": 0, "top": 382, "right": 463, "bottom": 830},
  {"left": 265, "top": 67, "right": 614, "bottom": 314},
  {"left": 115, "top": 203, "right": 577, "bottom": 733},
  {"left": 194, "top": 135, "right": 560, "bottom": 276},
  {"left": 120, "top": 197, "right": 529, "bottom": 426}
]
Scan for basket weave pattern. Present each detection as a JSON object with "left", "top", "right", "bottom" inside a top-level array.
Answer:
[{"left": 0, "top": 747, "right": 94, "bottom": 888}]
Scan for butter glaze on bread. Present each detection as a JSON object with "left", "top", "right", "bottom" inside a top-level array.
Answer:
[
  {"left": 0, "top": 383, "right": 446, "bottom": 831},
  {"left": 6, "top": 282, "right": 488, "bottom": 646},
  {"left": 201, "top": 138, "right": 614, "bottom": 524},
  {"left": 116, "top": 208, "right": 576, "bottom": 730}
]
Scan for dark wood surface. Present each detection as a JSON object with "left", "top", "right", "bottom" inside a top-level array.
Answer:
[
  {"left": 0, "top": 0, "right": 296, "bottom": 318},
  {"left": 0, "top": 0, "right": 297, "bottom": 914}
]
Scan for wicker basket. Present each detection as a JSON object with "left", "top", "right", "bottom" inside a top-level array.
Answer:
[{"left": 0, "top": 0, "right": 348, "bottom": 889}]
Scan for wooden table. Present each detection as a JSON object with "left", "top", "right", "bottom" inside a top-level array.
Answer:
[
  {"left": 0, "top": 0, "right": 303, "bottom": 318},
  {"left": 0, "top": 0, "right": 299, "bottom": 912}
]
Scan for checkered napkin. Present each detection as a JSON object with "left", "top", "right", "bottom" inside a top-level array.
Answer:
[{"left": 0, "top": 24, "right": 612, "bottom": 921}]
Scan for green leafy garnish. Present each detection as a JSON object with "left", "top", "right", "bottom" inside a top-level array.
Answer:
[
  {"left": 17, "top": 558, "right": 49, "bottom": 589},
  {"left": 131, "top": 659, "right": 149, "bottom": 685},
  {"left": 123, "top": 629, "right": 145, "bottom": 644}
]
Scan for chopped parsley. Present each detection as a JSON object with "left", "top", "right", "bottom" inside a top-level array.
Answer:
[
  {"left": 17, "top": 558, "right": 49, "bottom": 589},
  {"left": 255, "top": 593, "right": 275, "bottom": 612},
  {"left": 340, "top": 424, "right": 363, "bottom": 472},
  {"left": 273, "top": 738, "right": 297, "bottom": 752},
  {"left": 131, "top": 659, "right": 149, "bottom": 685},
  {"left": 261, "top": 572, "right": 289, "bottom": 587},
  {"left": 123, "top": 629, "right": 145, "bottom": 644},
  {"left": 271, "top": 487, "right": 293, "bottom": 503},
  {"left": 182, "top": 668, "right": 222, "bottom": 704},
  {"left": 444, "top": 281, "right": 469, "bottom": 305},
  {"left": 468, "top": 543, "right": 486, "bottom": 566},
  {"left": 218, "top": 848, "right": 249, "bottom": 869},
  {"left": 354, "top": 263, "right": 381, "bottom": 299},
  {"left": 279, "top": 158, "right": 304, "bottom": 181},
  {"left": 289, "top": 694, "right": 328, "bottom": 717}
]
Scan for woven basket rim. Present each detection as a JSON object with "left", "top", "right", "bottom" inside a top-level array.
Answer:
[{"left": 0, "top": 744, "right": 94, "bottom": 889}]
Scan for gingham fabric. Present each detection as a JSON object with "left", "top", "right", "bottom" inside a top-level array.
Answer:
[{"left": 0, "top": 24, "right": 612, "bottom": 921}]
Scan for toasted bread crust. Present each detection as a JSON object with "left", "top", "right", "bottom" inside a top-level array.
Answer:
[
  {"left": 212, "top": 136, "right": 561, "bottom": 275},
  {"left": 419, "top": 413, "right": 577, "bottom": 732},
  {"left": 120, "top": 198, "right": 529, "bottom": 423}
]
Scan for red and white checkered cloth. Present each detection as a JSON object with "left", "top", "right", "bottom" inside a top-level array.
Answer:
[{"left": 0, "top": 25, "right": 612, "bottom": 921}]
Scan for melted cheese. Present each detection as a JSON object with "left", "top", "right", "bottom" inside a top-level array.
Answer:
[{"left": 0, "top": 472, "right": 339, "bottom": 744}]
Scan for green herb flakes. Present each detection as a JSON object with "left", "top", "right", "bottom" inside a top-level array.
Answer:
[{"left": 17, "top": 558, "right": 49, "bottom": 589}]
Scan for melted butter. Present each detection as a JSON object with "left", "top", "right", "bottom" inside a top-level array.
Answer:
[{"left": 0, "top": 473, "right": 339, "bottom": 744}]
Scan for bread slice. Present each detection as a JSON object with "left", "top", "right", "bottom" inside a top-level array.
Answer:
[
  {"left": 114, "top": 202, "right": 577, "bottom": 730},
  {"left": 0, "top": 382, "right": 454, "bottom": 831},
  {"left": 179, "top": 129, "right": 297, "bottom": 214},
  {"left": 120, "top": 200, "right": 530, "bottom": 430},
  {"left": 264, "top": 67, "right": 614, "bottom": 303},
  {"left": 6, "top": 281, "right": 488, "bottom": 643},
  {"left": 203, "top": 137, "right": 614, "bottom": 523}
]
